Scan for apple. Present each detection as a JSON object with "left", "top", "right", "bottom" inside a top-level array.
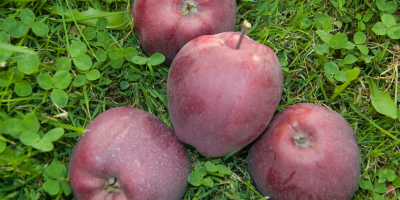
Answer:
[
  {"left": 132, "top": 0, "right": 236, "bottom": 65},
  {"left": 248, "top": 103, "right": 361, "bottom": 199},
  {"left": 167, "top": 21, "right": 283, "bottom": 157},
  {"left": 68, "top": 107, "right": 191, "bottom": 200}
]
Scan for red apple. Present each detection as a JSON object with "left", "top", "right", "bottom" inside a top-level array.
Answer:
[
  {"left": 248, "top": 103, "right": 361, "bottom": 199},
  {"left": 69, "top": 107, "right": 191, "bottom": 200},
  {"left": 132, "top": 0, "right": 236, "bottom": 65},
  {"left": 167, "top": 25, "right": 283, "bottom": 157}
]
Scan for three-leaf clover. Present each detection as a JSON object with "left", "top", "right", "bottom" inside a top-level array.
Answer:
[
  {"left": 359, "top": 177, "right": 388, "bottom": 200},
  {"left": 188, "top": 161, "right": 232, "bottom": 188},
  {"left": 331, "top": 0, "right": 347, "bottom": 14},
  {"left": 73, "top": 68, "right": 101, "bottom": 87},
  {"left": 324, "top": 62, "right": 347, "bottom": 82},
  {"left": 372, "top": 14, "right": 400, "bottom": 39},
  {"left": 378, "top": 169, "right": 396, "bottom": 183},
  {"left": 314, "top": 13, "right": 333, "bottom": 32},
  {"left": 338, "top": 54, "right": 359, "bottom": 67},
  {"left": 353, "top": 31, "right": 368, "bottom": 55},
  {"left": 69, "top": 41, "right": 93, "bottom": 71},
  {"left": 132, "top": 52, "right": 165, "bottom": 66},
  {"left": 315, "top": 30, "right": 354, "bottom": 55},
  {"left": 356, "top": 13, "right": 372, "bottom": 31},
  {"left": 2, "top": 8, "right": 49, "bottom": 38},
  {"left": 2, "top": 113, "right": 39, "bottom": 139},
  {"left": 376, "top": 0, "right": 397, "bottom": 14},
  {"left": 351, "top": 31, "right": 375, "bottom": 63},
  {"left": 131, "top": 52, "right": 166, "bottom": 81},
  {"left": 330, "top": 67, "right": 360, "bottom": 101},
  {"left": 20, "top": 128, "right": 65, "bottom": 152},
  {"left": 42, "top": 161, "right": 71, "bottom": 196},
  {"left": 64, "top": 43, "right": 100, "bottom": 87},
  {"left": 37, "top": 70, "right": 71, "bottom": 107},
  {"left": 82, "top": 18, "right": 108, "bottom": 41},
  {"left": 0, "top": 67, "right": 33, "bottom": 97}
]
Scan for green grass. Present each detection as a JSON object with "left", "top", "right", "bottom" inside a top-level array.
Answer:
[{"left": 0, "top": 0, "right": 399, "bottom": 199}]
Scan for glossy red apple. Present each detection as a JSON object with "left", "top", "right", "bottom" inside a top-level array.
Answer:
[
  {"left": 167, "top": 22, "right": 283, "bottom": 157},
  {"left": 132, "top": 0, "right": 236, "bottom": 65},
  {"left": 248, "top": 103, "right": 361, "bottom": 199},
  {"left": 69, "top": 107, "right": 191, "bottom": 200}
]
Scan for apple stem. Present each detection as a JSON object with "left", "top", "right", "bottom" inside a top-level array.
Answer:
[
  {"left": 235, "top": 20, "right": 252, "bottom": 50},
  {"left": 296, "top": 136, "right": 308, "bottom": 145},
  {"left": 183, "top": 1, "right": 197, "bottom": 16},
  {"left": 106, "top": 177, "right": 121, "bottom": 193},
  {"left": 294, "top": 134, "right": 310, "bottom": 148}
]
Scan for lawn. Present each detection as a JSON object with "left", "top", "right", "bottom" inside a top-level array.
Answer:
[{"left": 0, "top": 0, "right": 399, "bottom": 199}]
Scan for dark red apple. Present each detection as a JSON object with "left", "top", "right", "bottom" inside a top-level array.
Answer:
[
  {"left": 69, "top": 107, "right": 191, "bottom": 200},
  {"left": 132, "top": 0, "right": 236, "bottom": 65},
  {"left": 167, "top": 25, "right": 283, "bottom": 157},
  {"left": 248, "top": 103, "right": 361, "bottom": 199}
]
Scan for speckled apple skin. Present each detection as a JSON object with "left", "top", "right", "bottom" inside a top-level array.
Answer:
[
  {"left": 248, "top": 103, "right": 361, "bottom": 200},
  {"left": 68, "top": 107, "right": 191, "bottom": 200},
  {"left": 132, "top": 0, "right": 236, "bottom": 65},
  {"left": 167, "top": 32, "right": 283, "bottom": 157}
]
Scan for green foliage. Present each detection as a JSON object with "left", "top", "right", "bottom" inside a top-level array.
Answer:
[
  {"left": 0, "top": 1, "right": 399, "bottom": 199},
  {"left": 329, "top": 33, "right": 348, "bottom": 49},
  {"left": 372, "top": 13, "right": 400, "bottom": 39},
  {"left": 298, "top": 17, "right": 311, "bottom": 29},
  {"left": 50, "top": 89, "right": 68, "bottom": 108},
  {"left": 43, "top": 5, "right": 131, "bottom": 31},
  {"left": 21, "top": 128, "right": 64, "bottom": 151},
  {"left": 69, "top": 41, "right": 87, "bottom": 57},
  {"left": 14, "top": 80, "right": 32, "bottom": 97},
  {"left": 376, "top": 0, "right": 397, "bottom": 13},
  {"left": 2, "top": 17, "right": 17, "bottom": 32},
  {"left": 73, "top": 54, "right": 92, "bottom": 71},
  {"left": 368, "top": 79, "right": 398, "bottom": 119},
  {"left": 354, "top": 31, "right": 369, "bottom": 55},
  {"left": 330, "top": 67, "right": 360, "bottom": 101},
  {"left": 2, "top": 8, "right": 49, "bottom": 39},
  {"left": 42, "top": 161, "right": 71, "bottom": 196},
  {"left": 359, "top": 167, "right": 400, "bottom": 198},
  {"left": 9, "top": 21, "right": 30, "bottom": 38},
  {"left": 96, "top": 18, "right": 108, "bottom": 30},
  {"left": 17, "top": 54, "right": 39, "bottom": 74},
  {"left": 188, "top": 160, "right": 231, "bottom": 189}
]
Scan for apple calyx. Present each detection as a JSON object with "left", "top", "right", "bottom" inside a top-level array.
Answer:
[
  {"left": 235, "top": 20, "right": 252, "bottom": 50},
  {"left": 293, "top": 134, "right": 310, "bottom": 148},
  {"left": 105, "top": 177, "right": 122, "bottom": 193},
  {"left": 182, "top": 1, "right": 198, "bottom": 16}
]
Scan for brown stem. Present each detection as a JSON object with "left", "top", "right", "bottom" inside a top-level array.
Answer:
[
  {"left": 106, "top": 177, "right": 121, "bottom": 193},
  {"left": 293, "top": 134, "right": 310, "bottom": 148},
  {"left": 235, "top": 20, "right": 252, "bottom": 50},
  {"left": 183, "top": 1, "right": 197, "bottom": 16}
]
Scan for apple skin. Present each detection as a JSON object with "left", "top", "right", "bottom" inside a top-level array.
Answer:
[
  {"left": 68, "top": 107, "right": 191, "bottom": 200},
  {"left": 248, "top": 103, "right": 361, "bottom": 199},
  {"left": 167, "top": 32, "right": 283, "bottom": 157},
  {"left": 132, "top": 0, "right": 236, "bottom": 65}
]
